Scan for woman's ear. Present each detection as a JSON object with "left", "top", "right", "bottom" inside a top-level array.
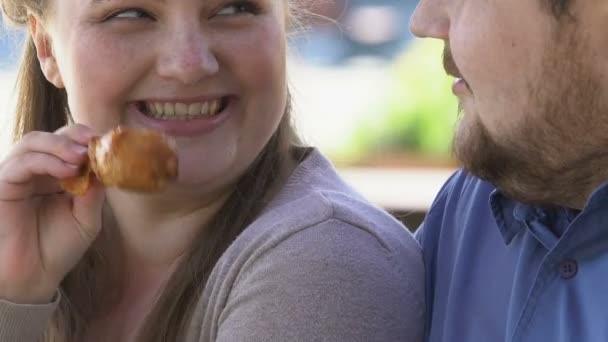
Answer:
[{"left": 29, "top": 15, "right": 64, "bottom": 88}]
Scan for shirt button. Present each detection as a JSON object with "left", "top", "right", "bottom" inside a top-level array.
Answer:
[{"left": 559, "top": 259, "right": 578, "bottom": 279}]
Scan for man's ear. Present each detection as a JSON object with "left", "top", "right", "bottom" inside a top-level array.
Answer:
[{"left": 29, "top": 15, "right": 64, "bottom": 88}]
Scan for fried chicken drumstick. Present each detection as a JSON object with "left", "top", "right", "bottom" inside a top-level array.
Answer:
[{"left": 60, "top": 127, "right": 178, "bottom": 195}]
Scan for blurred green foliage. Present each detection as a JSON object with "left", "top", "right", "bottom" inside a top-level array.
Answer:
[{"left": 344, "top": 39, "right": 458, "bottom": 163}]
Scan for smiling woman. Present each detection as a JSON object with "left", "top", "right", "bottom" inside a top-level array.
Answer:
[{"left": 0, "top": 1, "right": 424, "bottom": 342}]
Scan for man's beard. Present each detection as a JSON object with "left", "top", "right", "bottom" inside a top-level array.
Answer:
[{"left": 452, "top": 29, "right": 608, "bottom": 208}]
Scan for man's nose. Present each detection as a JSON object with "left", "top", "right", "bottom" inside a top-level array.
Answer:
[
  {"left": 409, "top": 0, "right": 449, "bottom": 40},
  {"left": 156, "top": 28, "right": 219, "bottom": 85}
]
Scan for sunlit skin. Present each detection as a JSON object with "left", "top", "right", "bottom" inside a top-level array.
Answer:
[
  {"left": 26, "top": 0, "right": 290, "bottom": 337},
  {"left": 410, "top": 0, "right": 608, "bottom": 208}
]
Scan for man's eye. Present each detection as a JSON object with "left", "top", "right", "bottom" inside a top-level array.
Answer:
[
  {"left": 106, "top": 8, "right": 152, "bottom": 21},
  {"left": 216, "top": 1, "right": 260, "bottom": 16}
]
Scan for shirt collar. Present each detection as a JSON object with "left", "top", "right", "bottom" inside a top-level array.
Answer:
[
  {"left": 489, "top": 190, "right": 530, "bottom": 245},
  {"left": 582, "top": 181, "right": 608, "bottom": 213},
  {"left": 490, "top": 190, "right": 577, "bottom": 247},
  {"left": 489, "top": 181, "right": 608, "bottom": 246}
]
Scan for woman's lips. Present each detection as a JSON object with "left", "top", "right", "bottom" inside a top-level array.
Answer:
[{"left": 126, "top": 97, "right": 233, "bottom": 137}]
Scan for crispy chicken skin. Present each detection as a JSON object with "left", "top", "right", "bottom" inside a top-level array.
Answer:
[
  {"left": 60, "top": 161, "right": 94, "bottom": 196},
  {"left": 61, "top": 127, "right": 178, "bottom": 195}
]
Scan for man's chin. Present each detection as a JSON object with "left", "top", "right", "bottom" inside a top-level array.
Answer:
[
  {"left": 453, "top": 107, "right": 537, "bottom": 202},
  {"left": 454, "top": 118, "right": 513, "bottom": 192},
  {"left": 454, "top": 128, "right": 567, "bottom": 206}
]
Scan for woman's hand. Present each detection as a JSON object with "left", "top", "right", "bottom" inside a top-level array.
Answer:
[{"left": 0, "top": 124, "right": 106, "bottom": 304}]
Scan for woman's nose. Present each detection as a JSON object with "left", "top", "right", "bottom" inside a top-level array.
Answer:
[
  {"left": 156, "top": 28, "right": 219, "bottom": 85},
  {"left": 410, "top": 0, "right": 450, "bottom": 40}
]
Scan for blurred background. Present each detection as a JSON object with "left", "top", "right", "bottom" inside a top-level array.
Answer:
[{"left": 0, "top": 2, "right": 459, "bottom": 230}]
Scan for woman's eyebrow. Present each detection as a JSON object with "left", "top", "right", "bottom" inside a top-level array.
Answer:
[{"left": 90, "top": 0, "right": 167, "bottom": 6}]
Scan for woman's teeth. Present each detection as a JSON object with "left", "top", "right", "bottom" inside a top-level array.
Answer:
[{"left": 144, "top": 99, "right": 222, "bottom": 120}]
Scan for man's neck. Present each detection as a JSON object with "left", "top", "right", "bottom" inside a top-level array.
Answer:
[{"left": 496, "top": 173, "right": 601, "bottom": 211}]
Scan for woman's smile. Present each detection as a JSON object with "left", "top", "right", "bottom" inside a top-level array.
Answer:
[{"left": 127, "top": 96, "right": 233, "bottom": 137}]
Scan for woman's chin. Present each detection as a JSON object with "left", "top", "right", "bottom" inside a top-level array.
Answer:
[{"left": 168, "top": 170, "right": 232, "bottom": 194}]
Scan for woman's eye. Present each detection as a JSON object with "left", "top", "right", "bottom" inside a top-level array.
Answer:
[
  {"left": 106, "top": 8, "right": 152, "bottom": 21},
  {"left": 216, "top": 1, "right": 260, "bottom": 16}
]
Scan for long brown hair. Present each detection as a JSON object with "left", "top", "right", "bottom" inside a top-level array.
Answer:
[
  {"left": 1, "top": 1, "right": 301, "bottom": 341},
  {"left": 1, "top": 1, "right": 68, "bottom": 139}
]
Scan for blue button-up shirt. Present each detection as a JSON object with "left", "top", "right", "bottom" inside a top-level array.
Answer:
[{"left": 417, "top": 170, "right": 608, "bottom": 342}]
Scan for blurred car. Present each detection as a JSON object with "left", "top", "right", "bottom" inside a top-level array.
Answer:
[{"left": 292, "top": 0, "right": 417, "bottom": 65}]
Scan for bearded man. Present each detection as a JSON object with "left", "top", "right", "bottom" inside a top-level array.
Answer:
[{"left": 410, "top": 0, "right": 608, "bottom": 340}]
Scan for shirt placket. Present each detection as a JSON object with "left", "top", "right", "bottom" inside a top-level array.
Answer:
[{"left": 509, "top": 214, "right": 578, "bottom": 342}]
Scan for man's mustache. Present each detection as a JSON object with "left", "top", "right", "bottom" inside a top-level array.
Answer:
[{"left": 443, "top": 44, "right": 463, "bottom": 78}]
